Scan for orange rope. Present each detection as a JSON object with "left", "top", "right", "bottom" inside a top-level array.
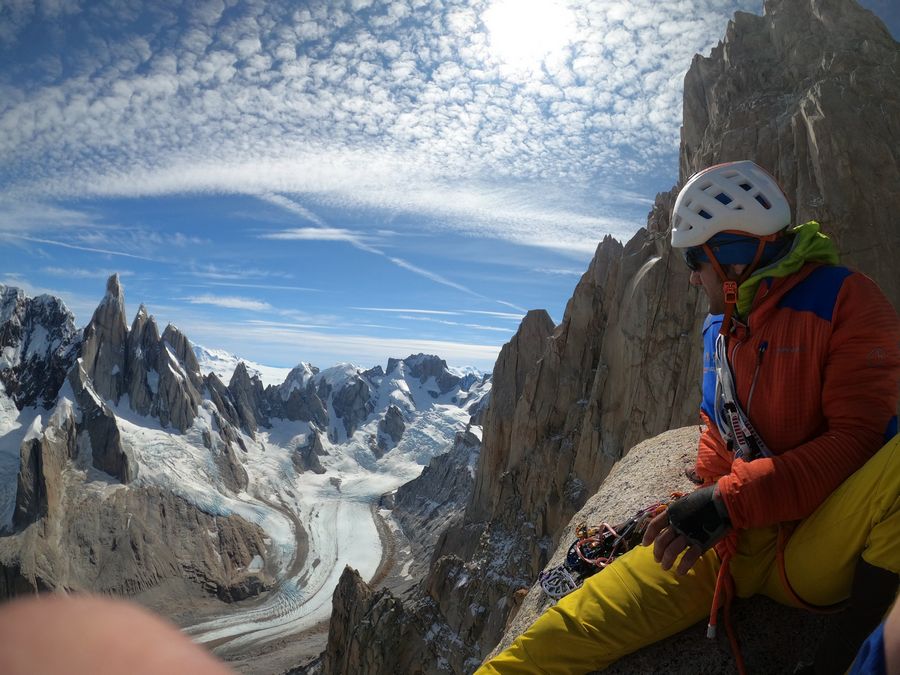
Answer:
[{"left": 708, "top": 532, "right": 747, "bottom": 675}]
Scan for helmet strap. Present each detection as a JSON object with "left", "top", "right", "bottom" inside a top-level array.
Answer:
[{"left": 702, "top": 237, "right": 770, "bottom": 337}]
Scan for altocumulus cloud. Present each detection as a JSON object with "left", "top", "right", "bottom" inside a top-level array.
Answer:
[{"left": 1, "top": 0, "right": 761, "bottom": 252}]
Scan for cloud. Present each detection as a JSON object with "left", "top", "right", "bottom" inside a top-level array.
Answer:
[
  {"left": 535, "top": 267, "right": 583, "bottom": 276},
  {"left": 206, "top": 281, "right": 321, "bottom": 292},
  {"left": 496, "top": 300, "right": 529, "bottom": 313},
  {"left": 465, "top": 310, "right": 523, "bottom": 320},
  {"left": 0, "top": 0, "right": 764, "bottom": 257},
  {"left": 184, "top": 294, "right": 273, "bottom": 311},
  {"left": 188, "top": 263, "right": 292, "bottom": 281},
  {"left": 387, "top": 256, "right": 479, "bottom": 296},
  {"left": 353, "top": 306, "right": 524, "bottom": 321},
  {"left": 42, "top": 267, "right": 134, "bottom": 279},
  {"left": 0, "top": 201, "right": 95, "bottom": 231},
  {"left": 244, "top": 319, "right": 333, "bottom": 330},
  {"left": 0, "top": 233, "right": 160, "bottom": 261},
  {"left": 259, "top": 193, "right": 328, "bottom": 227},
  {"left": 261, "top": 196, "right": 481, "bottom": 296},
  {"left": 352, "top": 307, "right": 461, "bottom": 316},
  {"left": 263, "top": 226, "right": 373, "bottom": 245}
]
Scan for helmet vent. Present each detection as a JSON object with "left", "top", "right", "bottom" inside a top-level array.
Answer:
[
  {"left": 715, "top": 192, "right": 733, "bottom": 205},
  {"left": 755, "top": 194, "right": 771, "bottom": 209},
  {"left": 739, "top": 182, "right": 752, "bottom": 191},
  {"left": 698, "top": 209, "right": 713, "bottom": 220}
]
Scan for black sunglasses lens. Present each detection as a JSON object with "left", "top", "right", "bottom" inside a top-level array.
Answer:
[{"left": 683, "top": 248, "right": 701, "bottom": 271}]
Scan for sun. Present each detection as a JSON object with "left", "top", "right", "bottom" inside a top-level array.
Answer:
[{"left": 482, "top": 0, "right": 577, "bottom": 74}]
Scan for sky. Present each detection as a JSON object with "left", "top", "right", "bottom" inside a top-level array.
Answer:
[{"left": 1, "top": 0, "right": 898, "bottom": 373}]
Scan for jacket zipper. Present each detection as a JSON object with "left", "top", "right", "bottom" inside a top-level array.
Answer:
[{"left": 746, "top": 341, "right": 768, "bottom": 415}]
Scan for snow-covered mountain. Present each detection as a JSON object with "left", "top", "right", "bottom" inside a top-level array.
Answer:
[
  {"left": 192, "top": 345, "right": 292, "bottom": 387},
  {"left": 0, "top": 275, "right": 492, "bottom": 661}
]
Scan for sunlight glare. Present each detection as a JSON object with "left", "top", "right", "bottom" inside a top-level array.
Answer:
[{"left": 483, "top": 0, "right": 577, "bottom": 73}]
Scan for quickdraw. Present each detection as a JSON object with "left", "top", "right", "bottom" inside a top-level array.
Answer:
[{"left": 539, "top": 496, "right": 682, "bottom": 601}]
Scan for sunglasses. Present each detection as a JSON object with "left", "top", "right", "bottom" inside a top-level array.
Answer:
[{"left": 683, "top": 247, "right": 704, "bottom": 271}]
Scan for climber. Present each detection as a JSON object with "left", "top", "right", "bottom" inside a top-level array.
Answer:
[{"left": 477, "top": 160, "right": 900, "bottom": 674}]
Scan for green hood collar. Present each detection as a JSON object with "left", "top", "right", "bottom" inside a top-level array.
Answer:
[{"left": 737, "top": 221, "right": 840, "bottom": 317}]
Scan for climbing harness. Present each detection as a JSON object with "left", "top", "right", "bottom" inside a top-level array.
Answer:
[{"left": 539, "top": 497, "right": 680, "bottom": 601}]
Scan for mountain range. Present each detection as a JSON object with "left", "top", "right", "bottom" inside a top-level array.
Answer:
[{"left": 0, "top": 274, "right": 490, "bottom": 668}]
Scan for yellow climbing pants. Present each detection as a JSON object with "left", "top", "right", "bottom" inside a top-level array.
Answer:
[{"left": 477, "top": 435, "right": 900, "bottom": 674}]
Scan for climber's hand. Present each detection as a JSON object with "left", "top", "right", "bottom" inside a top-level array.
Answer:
[{"left": 642, "top": 510, "right": 703, "bottom": 575}]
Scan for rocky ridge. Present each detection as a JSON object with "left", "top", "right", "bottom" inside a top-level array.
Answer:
[
  {"left": 318, "top": 0, "right": 900, "bottom": 671},
  {"left": 0, "top": 286, "right": 79, "bottom": 410}
]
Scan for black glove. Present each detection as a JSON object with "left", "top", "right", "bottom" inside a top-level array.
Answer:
[{"left": 666, "top": 485, "right": 731, "bottom": 551}]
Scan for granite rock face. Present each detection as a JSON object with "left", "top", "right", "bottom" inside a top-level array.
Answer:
[
  {"left": 325, "top": 374, "right": 374, "bottom": 441},
  {"left": 155, "top": 324, "right": 203, "bottom": 433},
  {"left": 68, "top": 361, "right": 137, "bottom": 484},
  {"left": 392, "top": 426, "right": 481, "bottom": 582},
  {"left": 0, "top": 483, "right": 273, "bottom": 602},
  {"left": 388, "top": 353, "right": 462, "bottom": 396},
  {"left": 322, "top": 567, "right": 465, "bottom": 675},
  {"left": 293, "top": 431, "right": 327, "bottom": 474},
  {"left": 205, "top": 411, "right": 250, "bottom": 493},
  {"left": 13, "top": 401, "right": 76, "bottom": 528},
  {"left": 229, "top": 361, "right": 270, "bottom": 436},
  {"left": 75, "top": 278, "right": 207, "bottom": 434},
  {"left": 0, "top": 286, "right": 79, "bottom": 409},
  {"left": 125, "top": 305, "right": 160, "bottom": 417},
  {"left": 277, "top": 380, "right": 328, "bottom": 428},
  {"left": 375, "top": 404, "right": 406, "bottom": 456},
  {"left": 80, "top": 274, "right": 128, "bottom": 404}
]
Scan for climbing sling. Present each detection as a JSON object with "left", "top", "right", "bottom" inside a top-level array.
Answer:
[
  {"left": 539, "top": 498, "right": 679, "bottom": 601},
  {"left": 713, "top": 332, "right": 772, "bottom": 462}
]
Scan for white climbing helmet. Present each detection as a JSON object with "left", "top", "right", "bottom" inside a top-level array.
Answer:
[{"left": 670, "top": 160, "right": 791, "bottom": 248}]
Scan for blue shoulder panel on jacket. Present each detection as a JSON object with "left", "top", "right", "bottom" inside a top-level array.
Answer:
[
  {"left": 776, "top": 265, "right": 853, "bottom": 322},
  {"left": 701, "top": 314, "right": 723, "bottom": 419}
]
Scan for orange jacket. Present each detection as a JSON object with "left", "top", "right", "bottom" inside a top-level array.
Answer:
[{"left": 695, "top": 263, "right": 900, "bottom": 530}]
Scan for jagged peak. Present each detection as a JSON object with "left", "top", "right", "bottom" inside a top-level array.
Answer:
[
  {"left": 386, "top": 353, "right": 448, "bottom": 375},
  {"left": 230, "top": 360, "right": 264, "bottom": 389},
  {"left": 86, "top": 274, "right": 128, "bottom": 336},
  {"left": 520, "top": 309, "right": 553, "bottom": 326},
  {"left": 514, "top": 310, "right": 556, "bottom": 345},
  {"left": 595, "top": 235, "right": 625, "bottom": 257},
  {"left": 161, "top": 323, "right": 182, "bottom": 339},
  {"left": 103, "top": 273, "right": 124, "bottom": 304},
  {"left": 205, "top": 371, "right": 227, "bottom": 388}
]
